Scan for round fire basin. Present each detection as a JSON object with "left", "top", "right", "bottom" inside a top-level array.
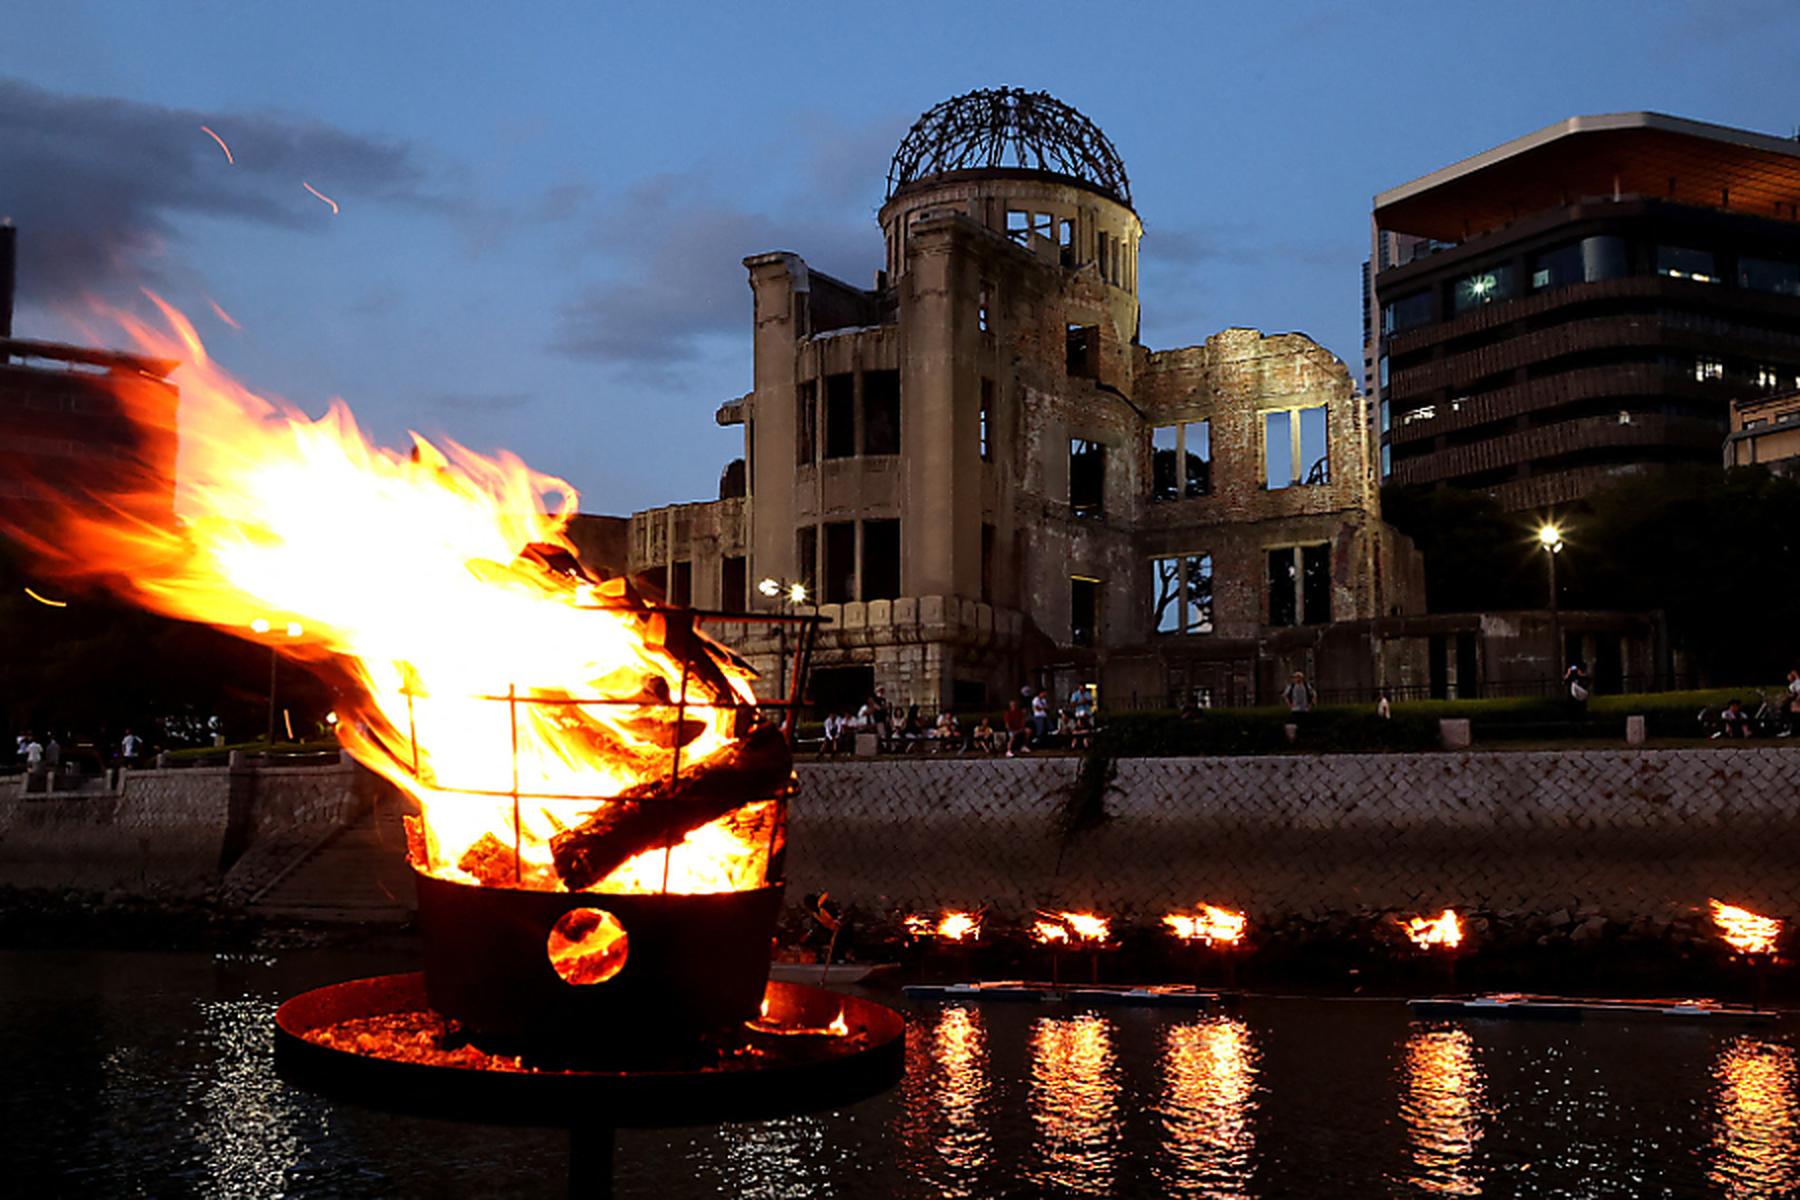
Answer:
[
  {"left": 273, "top": 973, "right": 905, "bottom": 1128},
  {"left": 415, "top": 870, "right": 783, "bottom": 1054}
]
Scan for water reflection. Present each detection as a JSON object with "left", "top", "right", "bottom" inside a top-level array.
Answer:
[
  {"left": 192, "top": 998, "right": 317, "bottom": 1197},
  {"left": 1400, "top": 1026, "right": 1484, "bottom": 1196},
  {"left": 1155, "top": 1017, "right": 1259, "bottom": 1199},
  {"left": 1712, "top": 1036, "right": 1800, "bottom": 1198},
  {"left": 929, "top": 1006, "right": 993, "bottom": 1194},
  {"left": 1027, "top": 1012, "right": 1121, "bottom": 1196},
  {"left": 715, "top": 1113, "right": 841, "bottom": 1199}
]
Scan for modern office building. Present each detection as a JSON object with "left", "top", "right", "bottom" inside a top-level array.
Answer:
[
  {"left": 1726, "top": 390, "right": 1800, "bottom": 474},
  {"left": 1369, "top": 113, "right": 1800, "bottom": 512}
]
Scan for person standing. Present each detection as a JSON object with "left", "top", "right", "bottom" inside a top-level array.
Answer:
[
  {"left": 120, "top": 728, "right": 143, "bottom": 766},
  {"left": 1781, "top": 669, "right": 1800, "bottom": 737},
  {"left": 44, "top": 733, "right": 62, "bottom": 774},
  {"left": 1031, "top": 690, "right": 1052, "bottom": 745},
  {"left": 1003, "top": 699, "right": 1031, "bottom": 757},
  {"left": 1282, "top": 672, "right": 1315, "bottom": 714}
]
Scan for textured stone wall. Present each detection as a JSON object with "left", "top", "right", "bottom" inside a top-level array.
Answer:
[
  {"left": 787, "top": 750, "right": 1800, "bottom": 923},
  {"left": 0, "top": 760, "right": 365, "bottom": 897}
]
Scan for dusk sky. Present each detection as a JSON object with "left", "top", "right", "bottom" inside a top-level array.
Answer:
[{"left": 6, "top": 1, "right": 1796, "bottom": 514}]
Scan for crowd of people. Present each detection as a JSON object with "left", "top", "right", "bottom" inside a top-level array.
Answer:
[
  {"left": 816, "top": 683, "right": 1098, "bottom": 757},
  {"left": 9, "top": 727, "right": 147, "bottom": 783}
]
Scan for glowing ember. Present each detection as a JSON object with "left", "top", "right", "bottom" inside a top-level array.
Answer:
[
  {"left": 22, "top": 587, "right": 67, "bottom": 608},
  {"left": 828, "top": 1010, "right": 849, "bottom": 1037},
  {"left": 938, "top": 911, "right": 982, "bottom": 942},
  {"left": 1713, "top": 900, "right": 1783, "bottom": 957},
  {"left": 199, "top": 125, "right": 234, "bottom": 164},
  {"left": 902, "top": 914, "right": 932, "bottom": 938},
  {"left": 1164, "top": 904, "right": 1248, "bottom": 946},
  {"left": 1032, "top": 910, "right": 1109, "bottom": 945},
  {"left": 1401, "top": 909, "right": 1464, "bottom": 951},
  {"left": 545, "top": 907, "right": 629, "bottom": 985},
  {"left": 1, "top": 298, "right": 778, "bottom": 898},
  {"left": 302, "top": 181, "right": 340, "bottom": 214},
  {"left": 207, "top": 298, "right": 242, "bottom": 330}
]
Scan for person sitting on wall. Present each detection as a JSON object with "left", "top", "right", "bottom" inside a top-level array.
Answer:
[
  {"left": 1718, "top": 698, "right": 1755, "bottom": 739},
  {"left": 821, "top": 711, "right": 846, "bottom": 756},
  {"left": 971, "top": 715, "right": 997, "bottom": 754},
  {"left": 1069, "top": 710, "right": 1094, "bottom": 752},
  {"left": 1003, "top": 699, "right": 1031, "bottom": 757},
  {"left": 932, "top": 709, "right": 963, "bottom": 752},
  {"left": 1055, "top": 707, "right": 1076, "bottom": 742},
  {"left": 896, "top": 704, "right": 928, "bottom": 753}
]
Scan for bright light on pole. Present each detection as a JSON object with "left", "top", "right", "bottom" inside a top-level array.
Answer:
[
  {"left": 757, "top": 577, "right": 782, "bottom": 598},
  {"left": 1538, "top": 523, "right": 1564, "bottom": 553},
  {"left": 787, "top": 582, "right": 809, "bottom": 605}
]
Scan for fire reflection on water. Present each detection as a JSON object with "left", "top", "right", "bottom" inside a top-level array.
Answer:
[
  {"left": 1401, "top": 1027, "right": 1484, "bottom": 1196},
  {"left": 1027, "top": 1012, "right": 1121, "bottom": 1197},
  {"left": 1712, "top": 1036, "right": 1800, "bottom": 1198},
  {"left": 930, "top": 1007, "right": 993, "bottom": 1193},
  {"left": 1155, "top": 1017, "right": 1259, "bottom": 1199}
]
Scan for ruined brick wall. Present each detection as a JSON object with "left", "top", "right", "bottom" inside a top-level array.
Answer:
[{"left": 787, "top": 750, "right": 1800, "bottom": 924}]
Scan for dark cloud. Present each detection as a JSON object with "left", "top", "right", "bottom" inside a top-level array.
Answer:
[
  {"left": 551, "top": 173, "right": 880, "bottom": 368},
  {"left": 0, "top": 77, "right": 432, "bottom": 306}
]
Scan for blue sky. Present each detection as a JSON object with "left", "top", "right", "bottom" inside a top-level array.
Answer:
[{"left": 6, "top": 0, "right": 1796, "bottom": 513}]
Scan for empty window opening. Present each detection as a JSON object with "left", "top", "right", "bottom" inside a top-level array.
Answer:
[
  {"left": 1264, "top": 405, "right": 1329, "bottom": 489},
  {"left": 980, "top": 522, "right": 995, "bottom": 603},
  {"left": 1268, "top": 548, "right": 1297, "bottom": 627},
  {"left": 1301, "top": 543, "right": 1331, "bottom": 624},
  {"left": 795, "top": 380, "right": 817, "bottom": 465},
  {"left": 1066, "top": 324, "right": 1096, "bottom": 377},
  {"left": 1070, "top": 439, "right": 1106, "bottom": 519},
  {"left": 824, "top": 373, "right": 856, "bottom": 458},
  {"left": 980, "top": 378, "right": 994, "bottom": 461},
  {"left": 1070, "top": 576, "right": 1100, "bottom": 647},
  {"left": 823, "top": 521, "right": 856, "bottom": 604},
  {"left": 978, "top": 282, "right": 991, "bottom": 333},
  {"left": 1151, "top": 554, "right": 1213, "bottom": 635},
  {"left": 1151, "top": 420, "right": 1211, "bottom": 501},
  {"left": 862, "top": 369, "right": 900, "bottom": 456},
  {"left": 795, "top": 525, "right": 817, "bottom": 599},
  {"left": 669, "top": 560, "right": 692, "bottom": 607},
  {"left": 861, "top": 518, "right": 900, "bottom": 601},
  {"left": 1006, "top": 209, "right": 1030, "bottom": 243},
  {"left": 720, "top": 555, "right": 746, "bottom": 610}
]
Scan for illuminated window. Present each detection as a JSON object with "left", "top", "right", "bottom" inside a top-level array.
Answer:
[
  {"left": 1150, "top": 420, "right": 1211, "bottom": 501},
  {"left": 1656, "top": 245, "right": 1719, "bottom": 283},
  {"left": 1150, "top": 554, "right": 1213, "bottom": 635},
  {"left": 1756, "top": 366, "right": 1782, "bottom": 391},
  {"left": 1451, "top": 264, "right": 1515, "bottom": 314},
  {"left": 1695, "top": 358, "right": 1725, "bottom": 382}
]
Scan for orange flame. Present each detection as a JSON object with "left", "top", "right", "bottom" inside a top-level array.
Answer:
[
  {"left": 902, "top": 914, "right": 932, "bottom": 938},
  {"left": 1402, "top": 909, "right": 1464, "bottom": 951},
  {"left": 1164, "top": 904, "right": 1248, "bottom": 946},
  {"left": 7, "top": 298, "right": 772, "bottom": 896},
  {"left": 207, "top": 298, "right": 242, "bottom": 331},
  {"left": 1033, "top": 910, "right": 1109, "bottom": 945},
  {"left": 828, "top": 1009, "right": 849, "bottom": 1037},
  {"left": 1713, "top": 901, "right": 1783, "bottom": 957},
  {"left": 938, "top": 911, "right": 981, "bottom": 942}
]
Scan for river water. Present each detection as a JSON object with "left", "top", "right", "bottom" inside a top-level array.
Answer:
[{"left": 3, "top": 948, "right": 1796, "bottom": 1198}]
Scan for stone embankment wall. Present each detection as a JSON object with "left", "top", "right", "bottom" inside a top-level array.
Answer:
[
  {"left": 0, "top": 758, "right": 369, "bottom": 896},
  {"left": 786, "top": 750, "right": 1800, "bottom": 922}
]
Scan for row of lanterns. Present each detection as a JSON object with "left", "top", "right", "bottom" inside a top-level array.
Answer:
[{"left": 899, "top": 900, "right": 1784, "bottom": 957}]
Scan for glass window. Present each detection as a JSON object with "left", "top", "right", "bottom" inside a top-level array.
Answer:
[
  {"left": 1581, "top": 236, "right": 1628, "bottom": 282},
  {"left": 1379, "top": 399, "right": 1390, "bottom": 433},
  {"left": 1378, "top": 355, "right": 1390, "bottom": 389},
  {"left": 1757, "top": 366, "right": 1782, "bottom": 390},
  {"left": 1070, "top": 576, "right": 1099, "bottom": 647},
  {"left": 1656, "top": 245, "right": 1719, "bottom": 283},
  {"left": 862, "top": 370, "right": 900, "bottom": 456},
  {"left": 1380, "top": 443, "right": 1391, "bottom": 478},
  {"left": 1151, "top": 554, "right": 1212, "bottom": 635},
  {"left": 1530, "top": 243, "right": 1582, "bottom": 291},
  {"left": 1383, "top": 290, "right": 1432, "bottom": 334},
  {"left": 1451, "top": 263, "right": 1515, "bottom": 314},
  {"left": 1695, "top": 358, "right": 1725, "bottom": 382},
  {"left": 1070, "top": 439, "right": 1105, "bottom": 518},
  {"left": 1740, "top": 256, "right": 1800, "bottom": 296},
  {"left": 824, "top": 373, "right": 855, "bottom": 458},
  {"left": 1264, "top": 410, "right": 1293, "bottom": 489}
]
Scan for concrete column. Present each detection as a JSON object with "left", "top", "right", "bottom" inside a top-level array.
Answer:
[{"left": 744, "top": 253, "right": 806, "bottom": 592}]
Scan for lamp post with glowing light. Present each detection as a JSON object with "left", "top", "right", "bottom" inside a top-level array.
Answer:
[
  {"left": 758, "top": 577, "right": 811, "bottom": 717},
  {"left": 254, "top": 618, "right": 304, "bottom": 747},
  {"left": 1538, "top": 522, "right": 1564, "bottom": 688}
]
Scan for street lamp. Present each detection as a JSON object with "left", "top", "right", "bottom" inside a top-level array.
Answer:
[
  {"left": 758, "top": 577, "right": 810, "bottom": 706},
  {"left": 1538, "top": 522, "right": 1565, "bottom": 688},
  {"left": 256, "top": 618, "right": 305, "bottom": 746}
]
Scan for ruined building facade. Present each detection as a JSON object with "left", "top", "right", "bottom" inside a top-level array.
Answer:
[{"left": 625, "top": 90, "right": 1428, "bottom": 710}]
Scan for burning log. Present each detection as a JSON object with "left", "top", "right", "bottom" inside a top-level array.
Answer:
[{"left": 550, "top": 724, "right": 791, "bottom": 890}]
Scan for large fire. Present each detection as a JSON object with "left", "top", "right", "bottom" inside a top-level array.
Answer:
[
  {"left": 1712, "top": 900, "right": 1783, "bottom": 957},
  {"left": 9, "top": 298, "right": 781, "bottom": 896},
  {"left": 1032, "top": 910, "right": 1111, "bottom": 945}
]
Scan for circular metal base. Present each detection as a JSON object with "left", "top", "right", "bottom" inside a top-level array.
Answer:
[{"left": 274, "top": 973, "right": 905, "bottom": 1128}]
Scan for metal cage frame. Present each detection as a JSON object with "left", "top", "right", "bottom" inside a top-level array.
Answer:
[{"left": 886, "top": 87, "right": 1132, "bottom": 206}]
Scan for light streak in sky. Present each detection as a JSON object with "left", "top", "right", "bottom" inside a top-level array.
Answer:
[
  {"left": 199, "top": 125, "right": 234, "bottom": 164},
  {"left": 302, "top": 182, "right": 340, "bottom": 215}
]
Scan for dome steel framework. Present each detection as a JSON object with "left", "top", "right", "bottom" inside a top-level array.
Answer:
[{"left": 886, "top": 88, "right": 1131, "bottom": 207}]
